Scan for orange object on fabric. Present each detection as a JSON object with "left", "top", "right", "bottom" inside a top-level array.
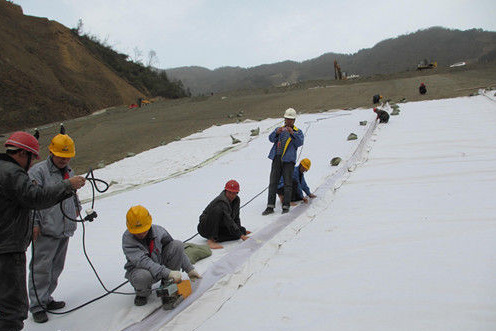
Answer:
[{"left": 177, "top": 280, "right": 192, "bottom": 298}]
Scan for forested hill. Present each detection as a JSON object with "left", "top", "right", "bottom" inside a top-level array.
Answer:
[{"left": 166, "top": 27, "right": 496, "bottom": 95}]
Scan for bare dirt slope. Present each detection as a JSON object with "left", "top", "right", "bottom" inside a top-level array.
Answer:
[
  {"left": 0, "top": 0, "right": 144, "bottom": 132},
  {"left": 2, "top": 63, "right": 494, "bottom": 175}
]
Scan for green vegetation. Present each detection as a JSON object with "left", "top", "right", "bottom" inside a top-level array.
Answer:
[{"left": 71, "top": 25, "right": 189, "bottom": 99}]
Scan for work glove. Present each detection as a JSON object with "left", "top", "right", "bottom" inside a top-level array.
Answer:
[
  {"left": 188, "top": 269, "right": 202, "bottom": 281},
  {"left": 168, "top": 270, "right": 182, "bottom": 283}
]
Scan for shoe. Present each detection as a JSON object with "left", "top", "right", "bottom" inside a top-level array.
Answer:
[
  {"left": 47, "top": 300, "right": 66, "bottom": 310},
  {"left": 134, "top": 295, "right": 148, "bottom": 306},
  {"left": 32, "top": 311, "right": 48, "bottom": 323},
  {"left": 262, "top": 207, "right": 274, "bottom": 215},
  {"left": 282, "top": 208, "right": 290, "bottom": 214}
]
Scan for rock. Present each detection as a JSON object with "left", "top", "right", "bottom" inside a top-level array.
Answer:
[
  {"left": 359, "top": 121, "right": 367, "bottom": 126},
  {"left": 250, "top": 127, "right": 260, "bottom": 136},
  {"left": 347, "top": 133, "right": 358, "bottom": 141},
  {"left": 97, "top": 161, "right": 105, "bottom": 169},
  {"left": 231, "top": 135, "right": 241, "bottom": 144},
  {"left": 391, "top": 109, "right": 400, "bottom": 115},
  {"left": 330, "top": 157, "right": 342, "bottom": 166},
  {"left": 126, "top": 152, "right": 136, "bottom": 158}
]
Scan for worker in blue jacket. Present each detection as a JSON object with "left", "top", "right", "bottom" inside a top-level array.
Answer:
[
  {"left": 277, "top": 158, "right": 316, "bottom": 205},
  {"left": 262, "top": 108, "right": 304, "bottom": 215}
]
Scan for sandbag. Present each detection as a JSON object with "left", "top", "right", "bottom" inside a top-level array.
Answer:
[{"left": 184, "top": 243, "right": 212, "bottom": 264}]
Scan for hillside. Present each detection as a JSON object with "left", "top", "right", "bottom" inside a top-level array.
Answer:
[
  {"left": 166, "top": 27, "right": 496, "bottom": 95},
  {"left": 0, "top": 0, "right": 176, "bottom": 132}
]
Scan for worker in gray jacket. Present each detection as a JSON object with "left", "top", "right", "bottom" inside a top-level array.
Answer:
[
  {"left": 28, "top": 133, "right": 81, "bottom": 324},
  {"left": 0, "top": 131, "right": 86, "bottom": 331},
  {"left": 122, "top": 205, "right": 201, "bottom": 306}
]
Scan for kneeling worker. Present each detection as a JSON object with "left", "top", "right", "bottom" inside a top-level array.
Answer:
[
  {"left": 373, "top": 107, "right": 390, "bottom": 123},
  {"left": 198, "top": 180, "right": 249, "bottom": 249},
  {"left": 277, "top": 158, "right": 316, "bottom": 206},
  {"left": 122, "top": 205, "right": 201, "bottom": 306}
]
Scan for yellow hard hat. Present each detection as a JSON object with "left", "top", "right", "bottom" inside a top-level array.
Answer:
[
  {"left": 49, "top": 134, "right": 75, "bottom": 158},
  {"left": 300, "top": 158, "right": 311, "bottom": 170},
  {"left": 126, "top": 205, "right": 152, "bottom": 234}
]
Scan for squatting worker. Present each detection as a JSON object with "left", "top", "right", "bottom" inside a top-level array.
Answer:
[
  {"left": 262, "top": 108, "right": 304, "bottom": 215},
  {"left": 373, "top": 107, "right": 390, "bottom": 123},
  {"left": 122, "top": 205, "right": 201, "bottom": 307},
  {"left": 0, "top": 131, "right": 85, "bottom": 331},
  {"left": 277, "top": 158, "right": 317, "bottom": 205},
  {"left": 197, "top": 180, "right": 250, "bottom": 249},
  {"left": 28, "top": 133, "right": 81, "bottom": 324}
]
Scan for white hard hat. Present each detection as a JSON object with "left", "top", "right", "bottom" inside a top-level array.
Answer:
[{"left": 284, "top": 108, "right": 297, "bottom": 119}]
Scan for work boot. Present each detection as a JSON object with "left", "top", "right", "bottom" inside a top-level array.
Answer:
[
  {"left": 47, "top": 300, "right": 66, "bottom": 310},
  {"left": 32, "top": 311, "right": 48, "bottom": 323},
  {"left": 282, "top": 207, "right": 290, "bottom": 214},
  {"left": 134, "top": 295, "right": 148, "bottom": 306},
  {"left": 262, "top": 207, "right": 274, "bottom": 215}
]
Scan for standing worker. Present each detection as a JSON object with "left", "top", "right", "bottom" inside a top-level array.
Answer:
[
  {"left": 262, "top": 108, "right": 304, "bottom": 215},
  {"left": 197, "top": 180, "right": 249, "bottom": 249},
  {"left": 0, "top": 131, "right": 85, "bottom": 331},
  {"left": 277, "top": 158, "right": 317, "bottom": 205},
  {"left": 123, "top": 205, "right": 201, "bottom": 307},
  {"left": 27, "top": 133, "right": 81, "bottom": 324}
]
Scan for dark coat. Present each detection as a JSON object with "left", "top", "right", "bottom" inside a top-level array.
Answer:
[{"left": 198, "top": 191, "right": 244, "bottom": 240}]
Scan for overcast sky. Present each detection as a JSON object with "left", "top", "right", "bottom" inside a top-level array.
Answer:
[{"left": 13, "top": 0, "right": 496, "bottom": 70}]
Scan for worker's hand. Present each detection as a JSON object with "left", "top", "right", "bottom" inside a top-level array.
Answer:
[
  {"left": 68, "top": 176, "right": 86, "bottom": 190},
  {"left": 188, "top": 269, "right": 202, "bottom": 281},
  {"left": 286, "top": 126, "right": 294, "bottom": 134},
  {"left": 309, "top": 194, "right": 317, "bottom": 198},
  {"left": 240, "top": 235, "right": 249, "bottom": 241},
  {"left": 302, "top": 197, "right": 309, "bottom": 204},
  {"left": 276, "top": 127, "right": 284, "bottom": 134},
  {"left": 168, "top": 270, "right": 182, "bottom": 283},
  {"left": 33, "top": 226, "right": 41, "bottom": 241}
]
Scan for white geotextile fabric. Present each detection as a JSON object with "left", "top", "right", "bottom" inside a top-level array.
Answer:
[{"left": 124, "top": 116, "right": 379, "bottom": 330}]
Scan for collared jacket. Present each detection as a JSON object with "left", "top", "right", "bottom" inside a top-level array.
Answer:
[
  {"left": 267, "top": 125, "right": 304, "bottom": 163},
  {"left": 198, "top": 191, "right": 243, "bottom": 238},
  {"left": 278, "top": 166, "right": 311, "bottom": 200},
  {"left": 0, "top": 154, "right": 74, "bottom": 254},
  {"left": 28, "top": 157, "right": 80, "bottom": 238},
  {"left": 122, "top": 224, "right": 191, "bottom": 280}
]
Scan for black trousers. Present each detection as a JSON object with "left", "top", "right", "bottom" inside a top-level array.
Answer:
[
  {"left": 277, "top": 180, "right": 301, "bottom": 202},
  {"left": 267, "top": 158, "right": 294, "bottom": 209},
  {"left": 197, "top": 209, "right": 246, "bottom": 242},
  {"left": 0, "top": 252, "right": 28, "bottom": 331}
]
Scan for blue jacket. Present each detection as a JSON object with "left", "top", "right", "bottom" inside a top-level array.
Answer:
[
  {"left": 267, "top": 125, "right": 304, "bottom": 163},
  {"left": 278, "top": 166, "right": 311, "bottom": 200}
]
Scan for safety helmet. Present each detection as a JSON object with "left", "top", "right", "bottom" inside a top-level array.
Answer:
[
  {"left": 300, "top": 158, "right": 311, "bottom": 170},
  {"left": 5, "top": 131, "right": 40, "bottom": 158},
  {"left": 225, "top": 179, "right": 240, "bottom": 193},
  {"left": 49, "top": 134, "right": 75, "bottom": 158},
  {"left": 126, "top": 205, "right": 152, "bottom": 234},
  {"left": 284, "top": 108, "right": 297, "bottom": 119}
]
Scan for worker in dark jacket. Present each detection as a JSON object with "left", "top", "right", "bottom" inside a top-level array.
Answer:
[
  {"left": 372, "top": 94, "right": 383, "bottom": 104},
  {"left": 419, "top": 83, "right": 427, "bottom": 95},
  {"left": 0, "top": 131, "right": 85, "bottom": 331},
  {"left": 373, "top": 107, "right": 390, "bottom": 123},
  {"left": 198, "top": 180, "right": 249, "bottom": 249},
  {"left": 277, "top": 158, "right": 317, "bottom": 205},
  {"left": 123, "top": 205, "right": 201, "bottom": 307}
]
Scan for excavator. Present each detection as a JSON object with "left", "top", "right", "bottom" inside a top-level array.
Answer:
[{"left": 417, "top": 59, "right": 437, "bottom": 70}]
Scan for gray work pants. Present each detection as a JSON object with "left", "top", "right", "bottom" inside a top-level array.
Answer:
[
  {"left": 28, "top": 235, "right": 69, "bottom": 313},
  {"left": 267, "top": 158, "right": 294, "bottom": 210},
  {"left": 128, "top": 240, "right": 193, "bottom": 297},
  {"left": 0, "top": 253, "right": 28, "bottom": 331}
]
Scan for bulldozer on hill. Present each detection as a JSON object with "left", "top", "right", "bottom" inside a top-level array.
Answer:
[{"left": 417, "top": 59, "right": 437, "bottom": 70}]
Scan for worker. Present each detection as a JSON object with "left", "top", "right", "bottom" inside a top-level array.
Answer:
[
  {"left": 262, "top": 108, "right": 304, "bottom": 215},
  {"left": 419, "top": 83, "right": 427, "bottom": 95},
  {"left": 0, "top": 131, "right": 85, "bottom": 331},
  {"left": 122, "top": 205, "right": 201, "bottom": 307},
  {"left": 197, "top": 180, "right": 249, "bottom": 249},
  {"left": 372, "top": 94, "right": 382, "bottom": 104},
  {"left": 373, "top": 107, "right": 390, "bottom": 123},
  {"left": 277, "top": 158, "right": 317, "bottom": 205},
  {"left": 27, "top": 133, "right": 81, "bottom": 324}
]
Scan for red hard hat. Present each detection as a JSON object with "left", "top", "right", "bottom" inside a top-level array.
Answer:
[
  {"left": 5, "top": 131, "right": 40, "bottom": 158},
  {"left": 373, "top": 107, "right": 378, "bottom": 112},
  {"left": 225, "top": 180, "right": 240, "bottom": 192}
]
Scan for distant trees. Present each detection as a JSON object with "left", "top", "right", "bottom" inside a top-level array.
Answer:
[{"left": 71, "top": 20, "right": 188, "bottom": 99}]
